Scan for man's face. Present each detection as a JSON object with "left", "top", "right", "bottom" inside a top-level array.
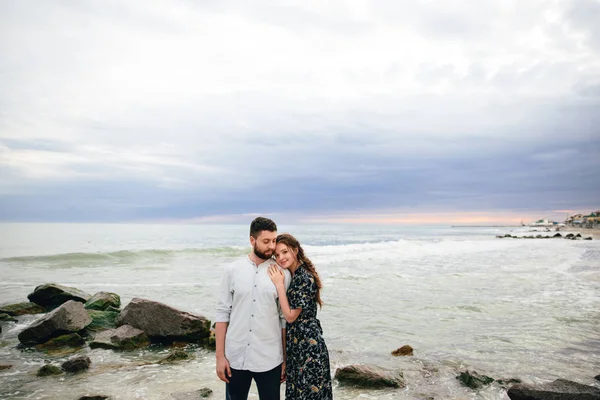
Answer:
[{"left": 251, "top": 230, "right": 277, "bottom": 260}]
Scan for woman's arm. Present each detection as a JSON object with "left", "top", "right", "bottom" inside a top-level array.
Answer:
[{"left": 269, "top": 265, "right": 302, "bottom": 323}]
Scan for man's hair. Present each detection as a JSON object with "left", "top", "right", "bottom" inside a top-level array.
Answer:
[{"left": 250, "top": 217, "right": 277, "bottom": 238}]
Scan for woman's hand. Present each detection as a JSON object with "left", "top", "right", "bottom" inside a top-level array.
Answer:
[{"left": 268, "top": 264, "right": 285, "bottom": 286}]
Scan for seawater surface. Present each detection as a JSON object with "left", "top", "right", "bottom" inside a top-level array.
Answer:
[{"left": 1, "top": 223, "right": 599, "bottom": 399}]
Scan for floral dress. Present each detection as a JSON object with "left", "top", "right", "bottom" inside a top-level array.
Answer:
[{"left": 285, "top": 265, "right": 333, "bottom": 400}]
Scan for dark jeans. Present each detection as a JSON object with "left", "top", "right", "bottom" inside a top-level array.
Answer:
[{"left": 225, "top": 364, "right": 282, "bottom": 400}]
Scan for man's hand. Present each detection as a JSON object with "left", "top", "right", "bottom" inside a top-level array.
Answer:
[
  {"left": 216, "top": 355, "right": 232, "bottom": 383},
  {"left": 280, "top": 362, "right": 286, "bottom": 383}
]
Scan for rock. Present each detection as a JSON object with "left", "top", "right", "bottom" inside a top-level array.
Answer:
[
  {"left": 89, "top": 325, "right": 150, "bottom": 350},
  {"left": 596, "top": 374, "right": 600, "bottom": 381},
  {"left": 0, "top": 302, "right": 45, "bottom": 316},
  {"left": 507, "top": 378, "right": 600, "bottom": 399},
  {"left": 78, "top": 396, "right": 110, "bottom": 400},
  {"left": 28, "top": 284, "right": 91, "bottom": 309},
  {"left": 171, "top": 389, "right": 213, "bottom": 399},
  {"left": 334, "top": 364, "right": 404, "bottom": 388},
  {"left": 456, "top": 370, "right": 494, "bottom": 389},
  {"left": 85, "top": 292, "right": 121, "bottom": 311},
  {"left": 0, "top": 313, "right": 17, "bottom": 322},
  {"left": 18, "top": 300, "right": 92, "bottom": 345},
  {"left": 116, "top": 298, "right": 211, "bottom": 343},
  {"left": 35, "top": 333, "right": 85, "bottom": 351},
  {"left": 86, "top": 310, "right": 119, "bottom": 331},
  {"left": 0, "top": 364, "right": 13, "bottom": 370},
  {"left": 36, "top": 364, "right": 63, "bottom": 376},
  {"left": 159, "top": 349, "right": 191, "bottom": 364},
  {"left": 61, "top": 356, "right": 91, "bottom": 373},
  {"left": 391, "top": 345, "right": 413, "bottom": 356}
]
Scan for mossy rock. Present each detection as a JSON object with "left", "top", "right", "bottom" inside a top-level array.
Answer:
[
  {"left": 36, "top": 333, "right": 85, "bottom": 351},
  {"left": 37, "top": 364, "right": 63, "bottom": 377},
  {"left": 456, "top": 370, "right": 494, "bottom": 389},
  {"left": 86, "top": 310, "right": 119, "bottom": 331},
  {"left": 85, "top": 292, "right": 121, "bottom": 311},
  {"left": 0, "top": 302, "right": 45, "bottom": 316},
  {"left": 0, "top": 313, "right": 17, "bottom": 322},
  {"left": 158, "top": 349, "right": 192, "bottom": 364}
]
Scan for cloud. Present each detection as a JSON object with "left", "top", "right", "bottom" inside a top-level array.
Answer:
[{"left": 0, "top": 0, "right": 599, "bottom": 222}]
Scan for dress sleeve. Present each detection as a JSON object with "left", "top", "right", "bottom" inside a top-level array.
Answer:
[{"left": 288, "top": 272, "right": 315, "bottom": 310}]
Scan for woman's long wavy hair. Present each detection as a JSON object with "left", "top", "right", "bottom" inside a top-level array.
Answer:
[{"left": 276, "top": 233, "right": 323, "bottom": 308}]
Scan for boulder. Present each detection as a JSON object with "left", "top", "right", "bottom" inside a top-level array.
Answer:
[
  {"left": 0, "top": 313, "right": 17, "bottom": 322},
  {"left": 85, "top": 292, "right": 121, "bottom": 311},
  {"left": 78, "top": 396, "right": 110, "bottom": 400},
  {"left": 18, "top": 300, "right": 92, "bottom": 345},
  {"left": 0, "top": 302, "right": 45, "bottom": 316},
  {"left": 116, "top": 298, "right": 211, "bottom": 342},
  {"left": 507, "top": 379, "right": 600, "bottom": 399},
  {"left": 89, "top": 325, "right": 150, "bottom": 350},
  {"left": 595, "top": 374, "right": 600, "bottom": 381},
  {"left": 391, "top": 345, "right": 413, "bottom": 356},
  {"left": 456, "top": 370, "right": 494, "bottom": 389},
  {"left": 28, "top": 284, "right": 91, "bottom": 309},
  {"left": 334, "top": 364, "right": 404, "bottom": 388},
  {"left": 35, "top": 333, "right": 85, "bottom": 351},
  {"left": 36, "top": 364, "right": 63, "bottom": 377},
  {"left": 61, "top": 356, "right": 91, "bottom": 373},
  {"left": 86, "top": 310, "right": 119, "bottom": 331},
  {"left": 0, "top": 364, "right": 13, "bottom": 370}
]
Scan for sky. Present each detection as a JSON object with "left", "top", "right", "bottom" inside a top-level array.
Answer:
[{"left": 1, "top": 0, "right": 599, "bottom": 224}]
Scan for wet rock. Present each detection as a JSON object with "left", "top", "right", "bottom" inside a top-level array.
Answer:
[
  {"left": 36, "top": 364, "right": 63, "bottom": 376},
  {"left": 335, "top": 364, "right": 405, "bottom": 388},
  {"left": 61, "top": 356, "right": 91, "bottom": 373},
  {"left": 0, "top": 302, "right": 45, "bottom": 316},
  {"left": 159, "top": 349, "right": 191, "bottom": 364},
  {"left": 507, "top": 378, "right": 600, "bottom": 399},
  {"left": 456, "top": 370, "right": 494, "bottom": 389},
  {"left": 85, "top": 292, "right": 121, "bottom": 311},
  {"left": 86, "top": 310, "right": 119, "bottom": 331},
  {"left": 391, "top": 345, "right": 413, "bottom": 356},
  {"left": 18, "top": 300, "right": 92, "bottom": 345},
  {"left": 0, "top": 313, "right": 17, "bottom": 322},
  {"left": 78, "top": 396, "right": 110, "bottom": 400},
  {"left": 171, "top": 388, "right": 213, "bottom": 399},
  {"left": 0, "top": 364, "right": 13, "bottom": 370},
  {"left": 28, "top": 283, "right": 91, "bottom": 309},
  {"left": 116, "top": 298, "right": 211, "bottom": 343},
  {"left": 35, "top": 333, "right": 85, "bottom": 351},
  {"left": 89, "top": 325, "right": 150, "bottom": 350}
]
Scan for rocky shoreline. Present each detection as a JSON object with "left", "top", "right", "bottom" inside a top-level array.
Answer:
[{"left": 1, "top": 283, "right": 599, "bottom": 399}]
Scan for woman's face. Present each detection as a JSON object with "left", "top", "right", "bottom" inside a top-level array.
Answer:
[{"left": 274, "top": 243, "right": 297, "bottom": 269}]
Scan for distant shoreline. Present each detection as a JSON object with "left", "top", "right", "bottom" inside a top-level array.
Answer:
[{"left": 451, "top": 225, "right": 522, "bottom": 228}]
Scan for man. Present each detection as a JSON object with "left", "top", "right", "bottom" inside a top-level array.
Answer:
[{"left": 215, "top": 217, "right": 291, "bottom": 400}]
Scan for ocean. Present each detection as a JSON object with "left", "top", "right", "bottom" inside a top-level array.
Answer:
[{"left": 0, "top": 223, "right": 599, "bottom": 399}]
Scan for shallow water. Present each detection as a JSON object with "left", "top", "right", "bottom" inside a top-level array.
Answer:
[{"left": 1, "top": 223, "right": 599, "bottom": 399}]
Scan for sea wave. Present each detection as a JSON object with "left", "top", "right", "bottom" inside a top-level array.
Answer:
[{"left": 0, "top": 246, "right": 249, "bottom": 263}]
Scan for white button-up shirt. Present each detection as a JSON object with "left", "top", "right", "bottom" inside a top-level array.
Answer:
[{"left": 215, "top": 256, "right": 291, "bottom": 372}]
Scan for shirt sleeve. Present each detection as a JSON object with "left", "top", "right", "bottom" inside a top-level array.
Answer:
[
  {"left": 288, "top": 272, "right": 315, "bottom": 311},
  {"left": 215, "top": 265, "right": 233, "bottom": 323}
]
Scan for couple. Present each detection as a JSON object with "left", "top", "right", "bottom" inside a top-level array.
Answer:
[{"left": 215, "top": 217, "right": 333, "bottom": 400}]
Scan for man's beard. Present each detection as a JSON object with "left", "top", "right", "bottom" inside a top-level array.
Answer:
[{"left": 254, "top": 244, "right": 273, "bottom": 260}]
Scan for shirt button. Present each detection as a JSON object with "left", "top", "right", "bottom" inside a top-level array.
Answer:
[
  {"left": 254, "top": 285, "right": 257, "bottom": 287},
  {"left": 249, "top": 329, "right": 252, "bottom": 332},
  {"left": 253, "top": 299, "right": 256, "bottom": 302},
  {"left": 251, "top": 315, "right": 254, "bottom": 317}
]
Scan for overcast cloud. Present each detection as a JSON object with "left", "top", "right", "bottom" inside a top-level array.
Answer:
[{"left": 1, "top": 0, "right": 599, "bottom": 223}]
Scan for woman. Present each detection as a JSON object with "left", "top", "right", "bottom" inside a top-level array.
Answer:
[{"left": 268, "top": 233, "right": 333, "bottom": 400}]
